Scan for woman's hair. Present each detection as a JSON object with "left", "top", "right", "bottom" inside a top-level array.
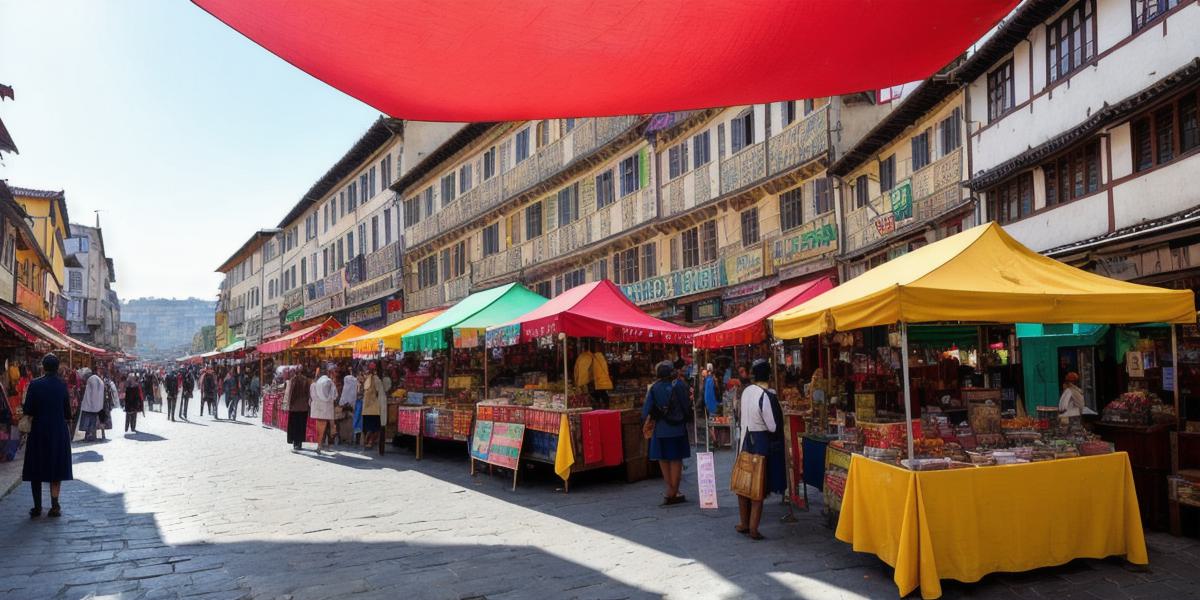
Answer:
[
  {"left": 41, "top": 353, "right": 59, "bottom": 374},
  {"left": 751, "top": 359, "right": 771, "bottom": 383},
  {"left": 656, "top": 361, "right": 675, "bottom": 380}
]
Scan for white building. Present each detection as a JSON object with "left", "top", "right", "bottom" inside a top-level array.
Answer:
[{"left": 64, "top": 222, "right": 120, "bottom": 349}]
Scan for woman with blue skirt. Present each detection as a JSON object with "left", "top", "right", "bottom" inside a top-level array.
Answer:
[{"left": 735, "top": 360, "right": 785, "bottom": 540}]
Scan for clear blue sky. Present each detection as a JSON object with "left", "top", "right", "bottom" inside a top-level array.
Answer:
[{"left": 0, "top": 0, "right": 380, "bottom": 301}]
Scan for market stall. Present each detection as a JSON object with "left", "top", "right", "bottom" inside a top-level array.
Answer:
[
  {"left": 256, "top": 318, "right": 342, "bottom": 435},
  {"left": 769, "top": 222, "right": 1194, "bottom": 599},
  {"left": 482, "top": 279, "right": 698, "bottom": 490}
]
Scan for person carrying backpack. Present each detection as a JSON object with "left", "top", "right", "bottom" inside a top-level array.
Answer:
[
  {"left": 734, "top": 359, "right": 786, "bottom": 540},
  {"left": 641, "top": 360, "right": 692, "bottom": 506}
]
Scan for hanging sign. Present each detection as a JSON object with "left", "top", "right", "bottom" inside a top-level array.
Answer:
[
  {"left": 773, "top": 213, "right": 838, "bottom": 267},
  {"left": 890, "top": 179, "right": 913, "bottom": 221},
  {"left": 284, "top": 307, "right": 305, "bottom": 324},
  {"left": 696, "top": 451, "right": 719, "bottom": 509}
]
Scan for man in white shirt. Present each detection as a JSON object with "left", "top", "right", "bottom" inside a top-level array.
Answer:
[
  {"left": 337, "top": 367, "right": 358, "bottom": 446},
  {"left": 79, "top": 369, "right": 106, "bottom": 442},
  {"left": 309, "top": 367, "right": 339, "bottom": 453}
]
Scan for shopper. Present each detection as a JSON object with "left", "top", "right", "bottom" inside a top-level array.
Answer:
[
  {"left": 247, "top": 371, "right": 261, "bottom": 418},
  {"left": 23, "top": 354, "right": 72, "bottom": 518},
  {"left": 285, "top": 368, "right": 312, "bottom": 451},
  {"left": 141, "top": 372, "right": 155, "bottom": 414},
  {"left": 78, "top": 369, "right": 105, "bottom": 442},
  {"left": 180, "top": 368, "right": 194, "bottom": 420},
  {"left": 642, "top": 361, "right": 691, "bottom": 506},
  {"left": 164, "top": 368, "right": 179, "bottom": 421},
  {"left": 360, "top": 363, "right": 385, "bottom": 450},
  {"left": 124, "top": 374, "right": 144, "bottom": 433},
  {"left": 309, "top": 366, "right": 337, "bottom": 453},
  {"left": 100, "top": 375, "right": 116, "bottom": 440},
  {"left": 735, "top": 360, "right": 786, "bottom": 540},
  {"left": 222, "top": 368, "right": 241, "bottom": 421},
  {"left": 200, "top": 366, "right": 217, "bottom": 418},
  {"left": 336, "top": 366, "right": 358, "bottom": 445}
]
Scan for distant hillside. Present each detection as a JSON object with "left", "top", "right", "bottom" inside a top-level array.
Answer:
[{"left": 121, "top": 297, "right": 215, "bottom": 360}]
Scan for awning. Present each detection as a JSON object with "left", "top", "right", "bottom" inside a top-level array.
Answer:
[
  {"left": 340, "top": 310, "right": 445, "bottom": 355},
  {"left": 218, "top": 339, "right": 246, "bottom": 354},
  {"left": 256, "top": 317, "right": 341, "bottom": 354},
  {"left": 192, "top": 0, "right": 1017, "bottom": 121},
  {"left": 0, "top": 302, "right": 95, "bottom": 354},
  {"left": 303, "top": 325, "right": 368, "bottom": 349},
  {"left": 693, "top": 278, "right": 834, "bottom": 349},
  {"left": 769, "top": 222, "right": 1197, "bottom": 340},
  {"left": 403, "top": 283, "right": 547, "bottom": 353},
  {"left": 486, "top": 280, "right": 699, "bottom": 347}
]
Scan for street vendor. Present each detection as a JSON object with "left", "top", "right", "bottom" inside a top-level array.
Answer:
[{"left": 1058, "top": 371, "right": 1085, "bottom": 419}]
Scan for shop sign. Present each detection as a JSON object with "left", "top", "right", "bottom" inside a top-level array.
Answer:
[
  {"left": 871, "top": 179, "right": 914, "bottom": 235},
  {"left": 306, "top": 296, "right": 333, "bottom": 317},
  {"left": 284, "top": 307, "right": 305, "bottom": 324},
  {"left": 620, "top": 262, "right": 726, "bottom": 305},
  {"left": 345, "top": 274, "right": 395, "bottom": 307},
  {"left": 773, "top": 214, "right": 838, "bottom": 267},
  {"left": 724, "top": 292, "right": 765, "bottom": 318},
  {"left": 283, "top": 288, "right": 303, "bottom": 311},
  {"left": 724, "top": 245, "right": 765, "bottom": 285},
  {"left": 453, "top": 327, "right": 482, "bottom": 348},
  {"left": 691, "top": 298, "right": 723, "bottom": 321},
  {"left": 722, "top": 276, "right": 778, "bottom": 300},
  {"left": 348, "top": 302, "right": 383, "bottom": 325},
  {"left": 485, "top": 323, "right": 521, "bottom": 348},
  {"left": 385, "top": 299, "right": 405, "bottom": 324}
]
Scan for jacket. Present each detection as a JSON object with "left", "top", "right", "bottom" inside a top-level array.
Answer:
[
  {"left": 287, "top": 374, "right": 311, "bottom": 412},
  {"left": 361, "top": 373, "right": 385, "bottom": 418}
]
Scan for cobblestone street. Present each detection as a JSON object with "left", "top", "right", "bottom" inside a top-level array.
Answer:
[{"left": 3, "top": 406, "right": 1200, "bottom": 599}]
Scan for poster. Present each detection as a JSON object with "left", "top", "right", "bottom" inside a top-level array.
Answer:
[
  {"left": 1163, "top": 367, "right": 1175, "bottom": 392},
  {"left": 696, "top": 451, "right": 718, "bottom": 509},
  {"left": 1126, "top": 351, "right": 1145, "bottom": 378},
  {"left": 470, "top": 419, "right": 493, "bottom": 461},
  {"left": 484, "top": 422, "right": 525, "bottom": 470}
]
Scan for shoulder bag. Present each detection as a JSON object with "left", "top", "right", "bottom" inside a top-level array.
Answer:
[
  {"left": 729, "top": 387, "right": 767, "bottom": 500},
  {"left": 18, "top": 414, "right": 32, "bottom": 434}
]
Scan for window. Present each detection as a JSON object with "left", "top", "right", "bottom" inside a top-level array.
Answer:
[
  {"left": 482, "top": 223, "right": 500, "bottom": 257},
  {"left": 556, "top": 183, "right": 579, "bottom": 226},
  {"left": 383, "top": 208, "right": 393, "bottom": 244},
  {"left": 404, "top": 197, "right": 420, "bottom": 227},
  {"left": 562, "top": 268, "right": 585, "bottom": 292},
  {"left": 459, "top": 163, "right": 473, "bottom": 193},
  {"left": 483, "top": 147, "right": 496, "bottom": 180},
  {"left": 348, "top": 182, "right": 358, "bottom": 211},
  {"left": 681, "top": 228, "right": 700, "bottom": 268},
  {"left": 668, "top": 142, "right": 689, "bottom": 179},
  {"left": 613, "top": 247, "right": 639, "bottom": 285},
  {"left": 1134, "top": 0, "right": 1180, "bottom": 30},
  {"left": 939, "top": 108, "right": 962, "bottom": 156},
  {"left": 515, "top": 129, "right": 530, "bottom": 163},
  {"left": 358, "top": 223, "right": 367, "bottom": 255},
  {"left": 1182, "top": 91, "right": 1200, "bottom": 155},
  {"left": 1043, "top": 139, "right": 1101, "bottom": 206},
  {"left": 593, "top": 258, "right": 607, "bottom": 282},
  {"left": 641, "top": 243, "right": 657, "bottom": 279},
  {"left": 987, "top": 60, "right": 1015, "bottom": 122},
  {"left": 441, "top": 248, "right": 451, "bottom": 282},
  {"left": 525, "top": 203, "right": 544, "bottom": 239},
  {"left": 441, "top": 174, "right": 457, "bottom": 205},
  {"left": 347, "top": 232, "right": 354, "bottom": 258},
  {"left": 536, "top": 120, "right": 551, "bottom": 148},
  {"left": 692, "top": 131, "right": 711, "bottom": 168},
  {"left": 989, "top": 172, "right": 1034, "bottom": 224},
  {"left": 311, "top": 252, "right": 318, "bottom": 280},
  {"left": 782, "top": 101, "right": 797, "bottom": 126},
  {"left": 360, "top": 174, "right": 370, "bottom": 204},
  {"left": 700, "top": 221, "right": 717, "bottom": 263},
  {"left": 731, "top": 109, "right": 754, "bottom": 153},
  {"left": 854, "top": 175, "right": 870, "bottom": 208},
  {"left": 337, "top": 239, "right": 344, "bottom": 268},
  {"left": 423, "top": 187, "right": 434, "bottom": 217},
  {"left": 371, "top": 216, "right": 380, "bottom": 252},
  {"left": 879, "top": 155, "right": 896, "bottom": 191},
  {"left": 339, "top": 191, "right": 346, "bottom": 216},
  {"left": 323, "top": 248, "right": 330, "bottom": 275},
  {"left": 452, "top": 241, "right": 466, "bottom": 278},
  {"left": 1047, "top": 0, "right": 1096, "bottom": 83},
  {"left": 814, "top": 177, "right": 834, "bottom": 214},
  {"left": 381, "top": 154, "right": 392, "bottom": 185},
  {"left": 911, "top": 130, "right": 931, "bottom": 171},
  {"left": 780, "top": 187, "right": 804, "bottom": 231},
  {"left": 563, "top": 119, "right": 576, "bottom": 134},
  {"left": 595, "top": 170, "right": 616, "bottom": 209},
  {"left": 369, "top": 166, "right": 377, "bottom": 199},
  {"left": 535, "top": 280, "right": 552, "bottom": 298},
  {"left": 417, "top": 255, "right": 438, "bottom": 289},
  {"left": 740, "top": 208, "right": 759, "bottom": 247},
  {"left": 300, "top": 258, "right": 307, "bottom": 286},
  {"left": 324, "top": 203, "right": 330, "bottom": 232},
  {"left": 619, "top": 154, "right": 641, "bottom": 197},
  {"left": 69, "top": 271, "right": 82, "bottom": 292}
]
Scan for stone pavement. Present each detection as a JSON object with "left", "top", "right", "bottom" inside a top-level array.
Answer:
[{"left": 3, "top": 404, "right": 1200, "bottom": 600}]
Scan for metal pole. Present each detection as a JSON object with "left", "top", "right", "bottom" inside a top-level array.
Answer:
[
  {"left": 561, "top": 334, "right": 569, "bottom": 393},
  {"left": 1171, "top": 325, "right": 1181, "bottom": 423},
  {"left": 484, "top": 342, "right": 489, "bottom": 401},
  {"left": 900, "top": 322, "right": 914, "bottom": 463}
]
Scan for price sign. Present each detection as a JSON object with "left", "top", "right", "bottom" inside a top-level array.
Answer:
[{"left": 697, "top": 451, "right": 718, "bottom": 509}]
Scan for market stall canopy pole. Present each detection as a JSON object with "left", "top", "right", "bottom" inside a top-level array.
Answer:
[
  {"left": 191, "top": 0, "right": 1018, "bottom": 121},
  {"left": 769, "top": 222, "right": 1197, "bottom": 340}
]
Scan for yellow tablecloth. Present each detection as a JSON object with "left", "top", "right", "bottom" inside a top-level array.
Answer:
[{"left": 835, "top": 452, "right": 1148, "bottom": 599}]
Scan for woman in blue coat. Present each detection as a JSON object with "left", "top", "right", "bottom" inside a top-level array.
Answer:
[
  {"left": 642, "top": 361, "right": 692, "bottom": 506},
  {"left": 22, "top": 354, "right": 73, "bottom": 518}
]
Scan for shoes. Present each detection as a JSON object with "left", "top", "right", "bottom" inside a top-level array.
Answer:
[
  {"left": 29, "top": 507, "right": 41, "bottom": 518},
  {"left": 47, "top": 506, "right": 61, "bottom": 518}
]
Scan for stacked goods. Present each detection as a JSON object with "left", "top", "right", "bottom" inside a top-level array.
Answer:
[
  {"left": 524, "top": 408, "right": 562, "bottom": 433},
  {"left": 451, "top": 410, "right": 473, "bottom": 440},
  {"left": 1102, "top": 391, "right": 1157, "bottom": 425},
  {"left": 447, "top": 375, "right": 479, "bottom": 390}
]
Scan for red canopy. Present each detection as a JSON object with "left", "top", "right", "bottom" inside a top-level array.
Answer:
[
  {"left": 487, "top": 280, "right": 698, "bottom": 346},
  {"left": 693, "top": 278, "right": 834, "bottom": 349},
  {"left": 256, "top": 317, "right": 341, "bottom": 354},
  {"left": 192, "top": 0, "right": 1017, "bottom": 121}
]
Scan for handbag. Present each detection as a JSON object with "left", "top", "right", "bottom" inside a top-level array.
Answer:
[
  {"left": 730, "top": 443, "right": 766, "bottom": 501},
  {"left": 18, "top": 414, "right": 32, "bottom": 434},
  {"left": 642, "top": 416, "right": 656, "bottom": 440}
]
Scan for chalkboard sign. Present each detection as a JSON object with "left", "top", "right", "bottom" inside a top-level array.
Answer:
[{"left": 470, "top": 420, "right": 494, "bottom": 461}]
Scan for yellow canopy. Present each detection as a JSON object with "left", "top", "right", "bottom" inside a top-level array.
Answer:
[
  {"left": 303, "top": 325, "right": 370, "bottom": 349},
  {"left": 339, "top": 310, "right": 446, "bottom": 354},
  {"left": 770, "top": 222, "right": 1196, "bottom": 340}
]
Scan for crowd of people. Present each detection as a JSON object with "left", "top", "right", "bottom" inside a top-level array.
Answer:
[{"left": 278, "top": 360, "right": 388, "bottom": 454}]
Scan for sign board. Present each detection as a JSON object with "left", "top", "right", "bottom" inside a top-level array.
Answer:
[
  {"left": 620, "top": 261, "right": 726, "bottom": 305},
  {"left": 1163, "top": 367, "right": 1175, "bottom": 391},
  {"left": 724, "top": 245, "right": 764, "bottom": 285},
  {"left": 348, "top": 302, "right": 384, "bottom": 325},
  {"left": 696, "top": 451, "right": 718, "bottom": 509},
  {"left": 890, "top": 180, "right": 913, "bottom": 221},
  {"left": 1126, "top": 351, "right": 1145, "bottom": 378},
  {"left": 284, "top": 307, "right": 305, "bottom": 324},
  {"left": 773, "top": 214, "right": 838, "bottom": 267},
  {"left": 469, "top": 419, "right": 494, "bottom": 461},
  {"left": 485, "top": 422, "right": 525, "bottom": 470}
]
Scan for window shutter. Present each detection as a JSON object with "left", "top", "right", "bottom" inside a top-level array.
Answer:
[
  {"left": 670, "top": 237, "right": 680, "bottom": 272},
  {"left": 717, "top": 124, "right": 726, "bottom": 160},
  {"left": 544, "top": 197, "right": 556, "bottom": 232},
  {"left": 639, "top": 147, "right": 650, "bottom": 190}
]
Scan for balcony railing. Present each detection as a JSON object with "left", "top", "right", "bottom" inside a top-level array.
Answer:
[
  {"left": 403, "top": 115, "right": 641, "bottom": 249},
  {"left": 661, "top": 162, "right": 718, "bottom": 219},
  {"left": 719, "top": 106, "right": 829, "bottom": 197},
  {"left": 844, "top": 147, "right": 964, "bottom": 254}
]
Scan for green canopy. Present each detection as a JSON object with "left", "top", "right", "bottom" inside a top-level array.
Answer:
[{"left": 402, "top": 282, "right": 548, "bottom": 352}]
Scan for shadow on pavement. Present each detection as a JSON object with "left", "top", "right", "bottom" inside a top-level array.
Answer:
[
  {"left": 71, "top": 451, "right": 103, "bottom": 464},
  {"left": 123, "top": 432, "right": 167, "bottom": 442}
]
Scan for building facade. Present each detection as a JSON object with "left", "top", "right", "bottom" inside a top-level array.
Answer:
[
  {"left": 119, "top": 321, "right": 137, "bottom": 354},
  {"left": 214, "top": 229, "right": 274, "bottom": 347},
  {"left": 9, "top": 186, "right": 68, "bottom": 320},
  {"left": 122, "top": 298, "right": 214, "bottom": 359},
  {"left": 64, "top": 222, "right": 121, "bottom": 349}
]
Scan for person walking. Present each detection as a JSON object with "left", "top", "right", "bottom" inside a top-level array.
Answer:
[
  {"left": 735, "top": 360, "right": 786, "bottom": 540},
  {"left": 23, "top": 354, "right": 73, "bottom": 518},
  {"left": 180, "top": 368, "right": 194, "bottom": 420},
  {"left": 164, "top": 369, "right": 179, "bottom": 421},
  {"left": 100, "top": 375, "right": 116, "bottom": 440},
  {"left": 642, "top": 361, "right": 692, "bottom": 506},
  {"left": 140, "top": 372, "right": 155, "bottom": 414},
  {"left": 337, "top": 366, "right": 358, "bottom": 446},
  {"left": 285, "top": 368, "right": 312, "bottom": 451},
  {"left": 309, "top": 366, "right": 337, "bottom": 453},
  {"left": 222, "top": 368, "right": 241, "bottom": 421},
  {"left": 360, "top": 363, "right": 386, "bottom": 451},
  {"left": 200, "top": 366, "right": 217, "bottom": 418},
  {"left": 124, "top": 374, "right": 144, "bottom": 433},
  {"left": 78, "top": 369, "right": 105, "bottom": 442},
  {"left": 247, "top": 371, "right": 261, "bottom": 418}
]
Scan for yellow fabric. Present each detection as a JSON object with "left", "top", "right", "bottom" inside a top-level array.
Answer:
[
  {"left": 361, "top": 373, "right": 384, "bottom": 416},
  {"left": 591, "top": 351, "right": 612, "bottom": 391},
  {"left": 573, "top": 352, "right": 593, "bottom": 389},
  {"left": 302, "top": 325, "right": 369, "bottom": 349},
  {"left": 836, "top": 452, "right": 1148, "bottom": 599},
  {"left": 338, "top": 310, "right": 445, "bottom": 354},
  {"left": 554, "top": 413, "right": 574, "bottom": 482},
  {"left": 770, "top": 222, "right": 1196, "bottom": 340}
]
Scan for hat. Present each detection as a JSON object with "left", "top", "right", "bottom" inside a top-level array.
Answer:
[{"left": 1065, "top": 371, "right": 1079, "bottom": 383}]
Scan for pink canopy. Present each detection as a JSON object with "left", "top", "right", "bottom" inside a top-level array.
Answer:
[
  {"left": 256, "top": 317, "right": 341, "bottom": 354},
  {"left": 192, "top": 0, "right": 1017, "bottom": 121},
  {"left": 487, "top": 280, "right": 698, "bottom": 346},
  {"left": 693, "top": 278, "right": 834, "bottom": 349}
]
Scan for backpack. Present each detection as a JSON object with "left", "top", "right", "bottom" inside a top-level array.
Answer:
[{"left": 650, "top": 380, "right": 690, "bottom": 426}]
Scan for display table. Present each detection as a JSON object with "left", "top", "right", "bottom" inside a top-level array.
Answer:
[
  {"left": 393, "top": 405, "right": 428, "bottom": 459},
  {"left": 1093, "top": 422, "right": 1172, "bottom": 530},
  {"left": 835, "top": 452, "right": 1148, "bottom": 599}
]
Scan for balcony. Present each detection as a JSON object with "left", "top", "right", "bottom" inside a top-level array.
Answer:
[
  {"left": 403, "top": 115, "right": 641, "bottom": 250},
  {"left": 843, "top": 147, "right": 964, "bottom": 254},
  {"left": 719, "top": 106, "right": 829, "bottom": 197},
  {"left": 661, "top": 162, "right": 718, "bottom": 219},
  {"left": 406, "top": 281, "right": 446, "bottom": 314}
]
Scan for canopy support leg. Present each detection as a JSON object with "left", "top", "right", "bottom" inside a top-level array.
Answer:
[
  {"left": 900, "top": 322, "right": 914, "bottom": 463},
  {"left": 1172, "top": 325, "right": 1181, "bottom": 424}
]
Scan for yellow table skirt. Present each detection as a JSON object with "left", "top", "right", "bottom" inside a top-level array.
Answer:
[{"left": 834, "top": 452, "right": 1148, "bottom": 599}]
